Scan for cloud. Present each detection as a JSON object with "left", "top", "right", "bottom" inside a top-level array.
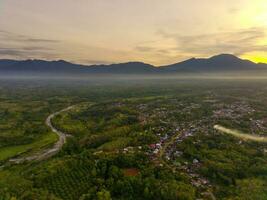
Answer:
[
  {"left": 78, "top": 59, "right": 113, "bottom": 65},
  {"left": 156, "top": 27, "right": 267, "bottom": 57},
  {"left": 135, "top": 46, "right": 155, "bottom": 52},
  {"left": 0, "top": 29, "right": 60, "bottom": 44},
  {"left": 228, "top": 8, "right": 239, "bottom": 14},
  {"left": 0, "top": 30, "right": 60, "bottom": 59},
  {"left": 0, "top": 30, "right": 10, "bottom": 34},
  {"left": 25, "top": 38, "right": 59, "bottom": 43},
  {"left": 0, "top": 47, "right": 57, "bottom": 59},
  {"left": 0, "top": 48, "right": 25, "bottom": 57},
  {"left": 21, "top": 46, "right": 53, "bottom": 51},
  {"left": 132, "top": 27, "right": 267, "bottom": 65}
]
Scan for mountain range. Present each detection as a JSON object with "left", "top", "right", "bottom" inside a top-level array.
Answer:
[{"left": 0, "top": 54, "right": 266, "bottom": 76}]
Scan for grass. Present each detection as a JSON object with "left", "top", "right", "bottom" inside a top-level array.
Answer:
[
  {"left": 0, "top": 131, "right": 58, "bottom": 161},
  {"left": 98, "top": 137, "right": 131, "bottom": 151}
]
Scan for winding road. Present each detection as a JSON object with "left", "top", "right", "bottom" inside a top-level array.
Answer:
[{"left": 8, "top": 106, "right": 74, "bottom": 164}]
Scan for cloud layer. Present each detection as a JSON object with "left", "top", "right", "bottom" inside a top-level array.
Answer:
[
  {"left": 0, "top": 0, "right": 266, "bottom": 65},
  {"left": 0, "top": 30, "right": 60, "bottom": 59}
]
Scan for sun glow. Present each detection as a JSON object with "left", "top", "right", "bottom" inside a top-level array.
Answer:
[
  {"left": 0, "top": 0, "right": 267, "bottom": 65},
  {"left": 242, "top": 52, "right": 267, "bottom": 64}
]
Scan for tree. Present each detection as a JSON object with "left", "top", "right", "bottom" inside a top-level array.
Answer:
[
  {"left": 97, "top": 189, "right": 111, "bottom": 200},
  {"left": 231, "top": 179, "right": 267, "bottom": 200}
]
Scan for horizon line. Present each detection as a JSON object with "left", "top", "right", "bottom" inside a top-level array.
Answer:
[{"left": 1, "top": 53, "right": 267, "bottom": 67}]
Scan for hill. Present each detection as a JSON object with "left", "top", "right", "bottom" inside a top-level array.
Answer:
[
  {"left": 0, "top": 60, "right": 156, "bottom": 75},
  {"left": 0, "top": 54, "right": 266, "bottom": 76},
  {"left": 161, "top": 54, "right": 262, "bottom": 72}
]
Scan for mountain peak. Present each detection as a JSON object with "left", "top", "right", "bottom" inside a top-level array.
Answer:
[
  {"left": 162, "top": 53, "right": 259, "bottom": 72},
  {"left": 209, "top": 54, "right": 240, "bottom": 61}
]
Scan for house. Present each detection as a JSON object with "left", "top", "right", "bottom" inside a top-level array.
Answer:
[
  {"left": 193, "top": 159, "right": 199, "bottom": 164},
  {"left": 149, "top": 144, "right": 156, "bottom": 149}
]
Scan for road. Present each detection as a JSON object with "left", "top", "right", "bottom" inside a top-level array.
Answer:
[
  {"left": 159, "top": 131, "right": 216, "bottom": 200},
  {"left": 8, "top": 106, "right": 74, "bottom": 164}
]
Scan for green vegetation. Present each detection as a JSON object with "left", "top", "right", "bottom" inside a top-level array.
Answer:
[
  {"left": 1, "top": 79, "right": 267, "bottom": 199},
  {"left": 0, "top": 131, "right": 57, "bottom": 160},
  {"left": 0, "top": 81, "right": 83, "bottom": 163}
]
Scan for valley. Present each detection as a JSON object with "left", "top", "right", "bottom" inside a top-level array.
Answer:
[
  {"left": 1, "top": 79, "right": 267, "bottom": 199},
  {"left": 2, "top": 1, "right": 267, "bottom": 199}
]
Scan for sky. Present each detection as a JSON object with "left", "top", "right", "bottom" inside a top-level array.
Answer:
[{"left": 0, "top": 0, "right": 267, "bottom": 66}]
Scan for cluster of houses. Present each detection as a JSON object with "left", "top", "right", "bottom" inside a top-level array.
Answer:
[
  {"left": 213, "top": 101, "right": 267, "bottom": 135},
  {"left": 148, "top": 133, "right": 169, "bottom": 156},
  {"left": 250, "top": 118, "right": 267, "bottom": 134},
  {"left": 122, "top": 146, "right": 142, "bottom": 154},
  {"left": 213, "top": 102, "right": 255, "bottom": 119},
  {"left": 185, "top": 159, "right": 211, "bottom": 189},
  {"left": 136, "top": 99, "right": 267, "bottom": 197}
]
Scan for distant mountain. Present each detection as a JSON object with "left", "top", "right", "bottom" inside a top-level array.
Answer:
[
  {"left": 87, "top": 62, "right": 156, "bottom": 73},
  {"left": 0, "top": 60, "right": 156, "bottom": 75},
  {"left": 0, "top": 54, "right": 266, "bottom": 76},
  {"left": 161, "top": 54, "right": 262, "bottom": 72},
  {"left": 0, "top": 59, "right": 85, "bottom": 73},
  {"left": 0, "top": 59, "right": 20, "bottom": 68}
]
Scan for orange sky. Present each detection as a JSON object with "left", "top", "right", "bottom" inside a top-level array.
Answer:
[{"left": 0, "top": 0, "right": 266, "bottom": 65}]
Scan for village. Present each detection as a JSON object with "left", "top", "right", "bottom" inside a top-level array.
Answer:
[
  {"left": 102, "top": 97, "right": 267, "bottom": 199},
  {"left": 134, "top": 98, "right": 267, "bottom": 196}
]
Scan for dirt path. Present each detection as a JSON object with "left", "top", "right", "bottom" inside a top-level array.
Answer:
[
  {"left": 8, "top": 106, "right": 74, "bottom": 164},
  {"left": 158, "top": 133, "right": 179, "bottom": 170},
  {"left": 214, "top": 125, "right": 267, "bottom": 142}
]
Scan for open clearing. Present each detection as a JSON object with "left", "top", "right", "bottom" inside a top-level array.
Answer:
[{"left": 0, "top": 131, "right": 58, "bottom": 161}]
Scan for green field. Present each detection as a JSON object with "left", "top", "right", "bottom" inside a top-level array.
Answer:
[{"left": 0, "top": 131, "right": 58, "bottom": 161}]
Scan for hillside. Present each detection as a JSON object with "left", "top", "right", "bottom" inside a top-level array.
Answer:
[
  {"left": 161, "top": 54, "right": 262, "bottom": 72},
  {"left": 0, "top": 54, "right": 266, "bottom": 76}
]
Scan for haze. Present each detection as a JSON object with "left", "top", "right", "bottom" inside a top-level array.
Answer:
[{"left": 0, "top": 0, "right": 267, "bottom": 65}]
